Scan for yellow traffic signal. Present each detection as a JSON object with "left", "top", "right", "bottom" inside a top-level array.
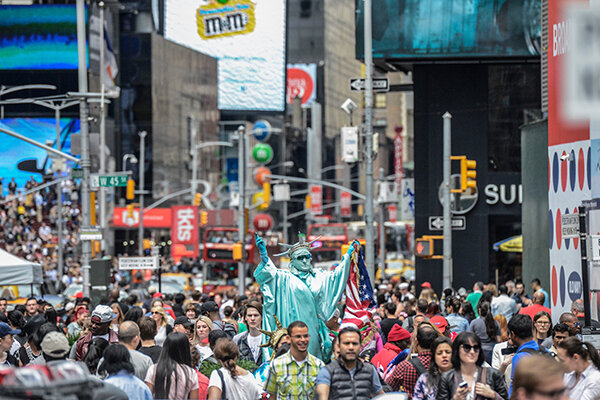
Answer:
[
  {"left": 451, "top": 156, "right": 477, "bottom": 193},
  {"left": 305, "top": 195, "right": 311, "bottom": 210},
  {"left": 126, "top": 204, "right": 134, "bottom": 218},
  {"left": 193, "top": 193, "right": 202, "bottom": 206},
  {"left": 462, "top": 158, "right": 477, "bottom": 191},
  {"left": 262, "top": 182, "right": 271, "bottom": 206},
  {"left": 232, "top": 242, "right": 243, "bottom": 260},
  {"left": 126, "top": 179, "right": 135, "bottom": 200},
  {"left": 200, "top": 210, "right": 208, "bottom": 226}
]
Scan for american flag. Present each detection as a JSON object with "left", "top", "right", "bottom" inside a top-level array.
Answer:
[{"left": 341, "top": 243, "right": 376, "bottom": 329}]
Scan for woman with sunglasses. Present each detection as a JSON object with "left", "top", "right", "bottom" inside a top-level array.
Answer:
[
  {"left": 556, "top": 336, "right": 600, "bottom": 400},
  {"left": 151, "top": 306, "right": 172, "bottom": 347},
  {"left": 437, "top": 332, "right": 508, "bottom": 400},
  {"left": 532, "top": 311, "right": 552, "bottom": 346},
  {"left": 412, "top": 336, "right": 453, "bottom": 400}
]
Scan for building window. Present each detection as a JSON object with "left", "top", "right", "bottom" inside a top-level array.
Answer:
[{"left": 375, "top": 93, "right": 387, "bottom": 108}]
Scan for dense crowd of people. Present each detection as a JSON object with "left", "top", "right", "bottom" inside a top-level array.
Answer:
[{"left": 0, "top": 276, "right": 598, "bottom": 400}]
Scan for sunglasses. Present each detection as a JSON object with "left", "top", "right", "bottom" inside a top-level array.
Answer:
[
  {"left": 461, "top": 344, "right": 481, "bottom": 353},
  {"left": 294, "top": 254, "right": 311, "bottom": 261}
]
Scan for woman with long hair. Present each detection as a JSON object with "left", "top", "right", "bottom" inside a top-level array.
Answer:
[
  {"left": 412, "top": 337, "right": 453, "bottom": 400},
  {"left": 208, "top": 338, "right": 261, "bottom": 400},
  {"left": 123, "top": 306, "right": 144, "bottom": 324},
  {"left": 437, "top": 332, "right": 508, "bottom": 400},
  {"left": 468, "top": 302, "right": 501, "bottom": 364},
  {"left": 151, "top": 306, "right": 172, "bottom": 347},
  {"left": 556, "top": 336, "right": 600, "bottom": 399},
  {"left": 532, "top": 311, "right": 552, "bottom": 346},
  {"left": 145, "top": 332, "right": 199, "bottom": 399},
  {"left": 110, "top": 302, "right": 125, "bottom": 332},
  {"left": 98, "top": 344, "right": 152, "bottom": 400},
  {"left": 192, "top": 315, "right": 214, "bottom": 363},
  {"left": 494, "top": 314, "right": 509, "bottom": 342},
  {"left": 445, "top": 297, "right": 469, "bottom": 334},
  {"left": 460, "top": 301, "right": 476, "bottom": 324}
]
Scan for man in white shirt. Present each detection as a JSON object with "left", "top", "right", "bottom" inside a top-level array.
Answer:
[{"left": 492, "top": 285, "right": 518, "bottom": 321}]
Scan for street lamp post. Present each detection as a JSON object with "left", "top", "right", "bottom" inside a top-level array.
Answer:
[{"left": 138, "top": 131, "right": 147, "bottom": 256}]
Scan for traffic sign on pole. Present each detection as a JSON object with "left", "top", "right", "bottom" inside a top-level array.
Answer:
[
  {"left": 91, "top": 173, "right": 129, "bottom": 188},
  {"left": 428, "top": 216, "right": 466, "bottom": 231},
  {"left": 118, "top": 256, "right": 159, "bottom": 270},
  {"left": 349, "top": 78, "right": 389, "bottom": 92}
]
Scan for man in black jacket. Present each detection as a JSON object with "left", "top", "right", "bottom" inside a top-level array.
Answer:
[{"left": 315, "top": 326, "right": 384, "bottom": 400}]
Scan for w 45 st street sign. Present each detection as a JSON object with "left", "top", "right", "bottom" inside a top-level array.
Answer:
[{"left": 90, "top": 172, "right": 130, "bottom": 188}]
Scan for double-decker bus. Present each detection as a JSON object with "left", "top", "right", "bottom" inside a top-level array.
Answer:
[{"left": 307, "top": 223, "right": 348, "bottom": 271}]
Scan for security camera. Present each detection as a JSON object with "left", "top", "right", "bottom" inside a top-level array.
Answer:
[{"left": 341, "top": 99, "right": 358, "bottom": 115}]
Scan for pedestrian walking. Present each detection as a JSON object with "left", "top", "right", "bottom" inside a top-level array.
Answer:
[
  {"left": 445, "top": 297, "right": 469, "bottom": 334},
  {"left": 412, "top": 336, "right": 452, "bottom": 400},
  {"left": 556, "top": 336, "right": 600, "bottom": 400},
  {"left": 99, "top": 344, "right": 153, "bottom": 400},
  {"left": 233, "top": 300, "right": 267, "bottom": 365},
  {"left": 507, "top": 314, "right": 539, "bottom": 397},
  {"left": 511, "top": 355, "right": 568, "bottom": 400},
  {"left": 207, "top": 338, "right": 262, "bottom": 400},
  {"left": 469, "top": 302, "right": 501, "bottom": 364},
  {"left": 437, "top": 332, "right": 508, "bottom": 400},
  {"left": 264, "top": 320, "right": 324, "bottom": 399},
  {"left": 532, "top": 311, "right": 552, "bottom": 346},
  {"left": 117, "top": 321, "right": 153, "bottom": 381}
]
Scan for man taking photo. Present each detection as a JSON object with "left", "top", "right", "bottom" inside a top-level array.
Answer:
[{"left": 316, "top": 326, "right": 384, "bottom": 399}]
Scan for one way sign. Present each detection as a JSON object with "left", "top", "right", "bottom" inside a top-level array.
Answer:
[
  {"left": 428, "top": 216, "right": 466, "bottom": 231},
  {"left": 349, "top": 78, "right": 389, "bottom": 92}
]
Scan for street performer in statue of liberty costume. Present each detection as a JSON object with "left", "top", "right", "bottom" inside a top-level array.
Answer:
[{"left": 254, "top": 232, "right": 355, "bottom": 361}]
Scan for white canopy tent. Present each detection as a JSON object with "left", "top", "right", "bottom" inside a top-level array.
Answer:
[{"left": 0, "top": 249, "right": 43, "bottom": 285}]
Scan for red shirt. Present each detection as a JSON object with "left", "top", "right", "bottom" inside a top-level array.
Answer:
[
  {"left": 519, "top": 304, "right": 551, "bottom": 320},
  {"left": 371, "top": 342, "right": 402, "bottom": 375},
  {"left": 195, "top": 370, "right": 209, "bottom": 400}
]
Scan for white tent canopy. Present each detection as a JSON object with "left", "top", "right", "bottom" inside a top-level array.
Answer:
[{"left": 0, "top": 249, "right": 43, "bottom": 285}]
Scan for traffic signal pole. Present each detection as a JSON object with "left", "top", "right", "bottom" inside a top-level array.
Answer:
[
  {"left": 442, "top": 112, "right": 452, "bottom": 290},
  {"left": 364, "top": 0, "right": 376, "bottom": 283},
  {"left": 236, "top": 126, "right": 246, "bottom": 295}
]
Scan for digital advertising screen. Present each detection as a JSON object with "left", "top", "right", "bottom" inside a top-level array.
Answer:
[
  {"left": 0, "top": 118, "right": 79, "bottom": 193},
  {"left": 356, "top": 0, "right": 541, "bottom": 60},
  {"left": 0, "top": 5, "right": 82, "bottom": 70},
  {"left": 164, "top": 0, "right": 286, "bottom": 111}
]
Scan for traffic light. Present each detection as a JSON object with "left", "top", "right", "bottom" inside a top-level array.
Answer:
[
  {"left": 232, "top": 242, "right": 243, "bottom": 260},
  {"left": 305, "top": 195, "right": 311, "bottom": 210},
  {"left": 415, "top": 237, "right": 433, "bottom": 257},
  {"left": 200, "top": 210, "right": 208, "bottom": 226},
  {"left": 451, "top": 156, "right": 477, "bottom": 193},
  {"left": 126, "top": 204, "right": 134, "bottom": 218},
  {"left": 262, "top": 182, "right": 271, "bottom": 208},
  {"left": 193, "top": 193, "right": 202, "bottom": 206},
  {"left": 461, "top": 158, "right": 477, "bottom": 191},
  {"left": 126, "top": 179, "right": 135, "bottom": 200}
]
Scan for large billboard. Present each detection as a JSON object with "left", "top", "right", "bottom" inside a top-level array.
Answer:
[
  {"left": 356, "top": 0, "right": 541, "bottom": 60},
  {"left": 0, "top": 5, "right": 82, "bottom": 70},
  {"left": 164, "top": 0, "right": 286, "bottom": 111},
  {"left": 0, "top": 118, "right": 79, "bottom": 194}
]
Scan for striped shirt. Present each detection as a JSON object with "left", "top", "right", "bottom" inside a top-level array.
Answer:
[{"left": 264, "top": 351, "right": 324, "bottom": 400}]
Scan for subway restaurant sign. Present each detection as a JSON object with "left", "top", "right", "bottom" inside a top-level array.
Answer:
[{"left": 196, "top": 0, "right": 256, "bottom": 40}]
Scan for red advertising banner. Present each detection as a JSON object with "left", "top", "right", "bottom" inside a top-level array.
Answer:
[
  {"left": 310, "top": 185, "right": 323, "bottom": 215},
  {"left": 112, "top": 207, "right": 172, "bottom": 228},
  {"left": 388, "top": 204, "right": 397, "bottom": 223},
  {"left": 171, "top": 206, "right": 199, "bottom": 259},
  {"left": 340, "top": 191, "right": 352, "bottom": 217}
]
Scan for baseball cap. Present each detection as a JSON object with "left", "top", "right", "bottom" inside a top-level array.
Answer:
[
  {"left": 174, "top": 316, "right": 193, "bottom": 328},
  {"left": 91, "top": 305, "right": 117, "bottom": 324},
  {"left": 399, "top": 282, "right": 409, "bottom": 290},
  {"left": 65, "top": 302, "right": 75, "bottom": 312},
  {"left": 421, "top": 281, "right": 432, "bottom": 288},
  {"left": 41, "top": 331, "right": 70, "bottom": 358},
  {"left": 153, "top": 292, "right": 163, "bottom": 299},
  {"left": 0, "top": 322, "right": 20, "bottom": 338},
  {"left": 201, "top": 301, "right": 219, "bottom": 314},
  {"left": 387, "top": 324, "right": 411, "bottom": 342},
  {"left": 430, "top": 315, "right": 449, "bottom": 331}
]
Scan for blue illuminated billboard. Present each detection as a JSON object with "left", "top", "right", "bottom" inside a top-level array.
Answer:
[
  {"left": 356, "top": 0, "right": 541, "bottom": 60},
  {"left": 0, "top": 5, "right": 81, "bottom": 70},
  {"left": 0, "top": 118, "right": 79, "bottom": 193}
]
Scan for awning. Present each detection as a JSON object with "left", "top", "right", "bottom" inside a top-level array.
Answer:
[{"left": 493, "top": 235, "right": 522, "bottom": 253}]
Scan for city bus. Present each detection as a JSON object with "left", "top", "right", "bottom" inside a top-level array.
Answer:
[{"left": 307, "top": 223, "right": 348, "bottom": 271}]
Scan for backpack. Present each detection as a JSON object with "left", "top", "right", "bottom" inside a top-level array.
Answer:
[
  {"left": 408, "top": 357, "right": 428, "bottom": 376},
  {"left": 518, "top": 346, "right": 554, "bottom": 359}
]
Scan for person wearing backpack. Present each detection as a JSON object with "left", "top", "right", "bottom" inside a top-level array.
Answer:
[
  {"left": 507, "top": 314, "right": 539, "bottom": 397},
  {"left": 385, "top": 323, "right": 438, "bottom": 397}
]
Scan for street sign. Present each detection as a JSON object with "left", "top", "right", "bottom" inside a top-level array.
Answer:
[
  {"left": 91, "top": 173, "right": 129, "bottom": 188},
  {"left": 340, "top": 191, "right": 352, "bottom": 217},
  {"left": 118, "top": 256, "right": 159, "bottom": 270},
  {"left": 310, "top": 185, "right": 323, "bottom": 215},
  {"left": 273, "top": 183, "right": 290, "bottom": 201},
  {"left": 562, "top": 213, "right": 580, "bottom": 238},
  {"left": 349, "top": 78, "right": 389, "bottom": 92},
  {"left": 71, "top": 168, "right": 83, "bottom": 179},
  {"left": 428, "top": 216, "right": 466, "bottom": 231},
  {"left": 80, "top": 228, "right": 102, "bottom": 241}
]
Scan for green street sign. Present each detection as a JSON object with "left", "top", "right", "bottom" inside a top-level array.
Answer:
[
  {"left": 91, "top": 174, "right": 128, "bottom": 188},
  {"left": 252, "top": 143, "right": 274, "bottom": 164},
  {"left": 71, "top": 168, "right": 83, "bottom": 179}
]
